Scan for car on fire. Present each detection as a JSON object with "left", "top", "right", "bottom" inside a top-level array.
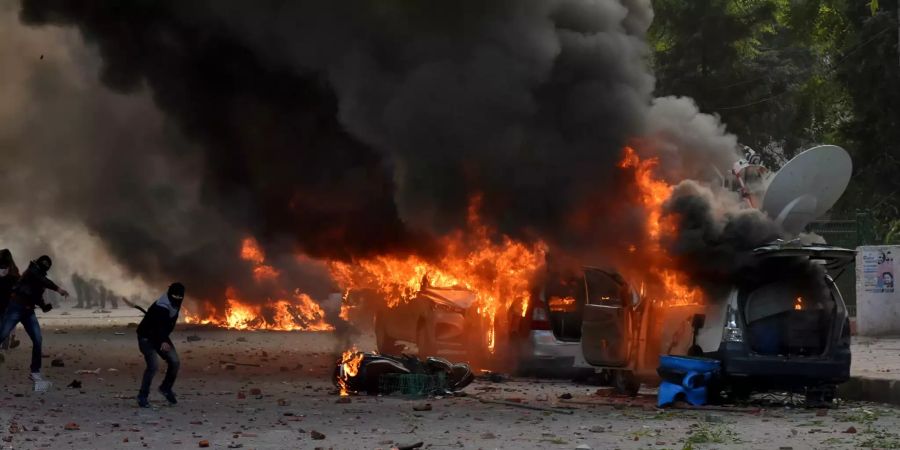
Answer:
[
  {"left": 574, "top": 242, "right": 855, "bottom": 401},
  {"left": 700, "top": 243, "right": 855, "bottom": 402},
  {"left": 506, "top": 267, "right": 628, "bottom": 377},
  {"left": 374, "top": 286, "right": 489, "bottom": 360}
]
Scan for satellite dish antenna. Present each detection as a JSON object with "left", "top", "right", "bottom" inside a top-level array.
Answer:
[{"left": 761, "top": 145, "right": 852, "bottom": 235}]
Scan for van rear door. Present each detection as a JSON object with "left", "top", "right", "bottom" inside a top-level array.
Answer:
[{"left": 752, "top": 243, "right": 855, "bottom": 270}]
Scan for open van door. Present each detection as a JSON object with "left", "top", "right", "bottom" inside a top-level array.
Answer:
[
  {"left": 752, "top": 243, "right": 855, "bottom": 270},
  {"left": 580, "top": 268, "right": 631, "bottom": 367}
]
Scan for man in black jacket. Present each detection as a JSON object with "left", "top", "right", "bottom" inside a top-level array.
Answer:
[
  {"left": 136, "top": 282, "right": 184, "bottom": 408},
  {"left": 0, "top": 255, "right": 69, "bottom": 384}
]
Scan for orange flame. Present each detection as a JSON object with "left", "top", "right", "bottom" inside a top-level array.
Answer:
[
  {"left": 329, "top": 197, "right": 546, "bottom": 353},
  {"left": 620, "top": 146, "right": 703, "bottom": 306},
  {"left": 184, "top": 237, "right": 333, "bottom": 331},
  {"left": 548, "top": 296, "right": 577, "bottom": 312},
  {"left": 794, "top": 296, "right": 804, "bottom": 311},
  {"left": 337, "top": 347, "right": 365, "bottom": 396},
  {"left": 184, "top": 289, "right": 333, "bottom": 331},
  {"left": 242, "top": 237, "right": 279, "bottom": 281}
]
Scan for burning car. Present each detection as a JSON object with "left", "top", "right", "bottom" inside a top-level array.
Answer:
[
  {"left": 506, "top": 268, "right": 606, "bottom": 376},
  {"left": 374, "top": 285, "right": 488, "bottom": 360},
  {"left": 576, "top": 145, "right": 857, "bottom": 400},
  {"left": 700, "top": 243, "right": 854, "bottom": 401}
]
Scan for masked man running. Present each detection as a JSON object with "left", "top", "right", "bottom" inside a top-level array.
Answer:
[{"left": 0, "top": 255, "right": 69, "bottom": 387}]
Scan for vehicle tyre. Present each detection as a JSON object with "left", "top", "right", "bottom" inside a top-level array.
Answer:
[
  {"left": 805, "top": 385, "right": 836, "bottom": 408},
  {"left": 726, "top": 383, "right": 752, "bottom": 403},
  {"left": 612, "top": 370, "right": 640, "bottom": 397},
  {"left": 572, "top": 368, "right": 597, "bottom": 383},
  {"left": 416, "top": 322, "right": 436, "bottom": 357},
  {"left": 374, "top": 313, "right": 401, "bottom": 355}
]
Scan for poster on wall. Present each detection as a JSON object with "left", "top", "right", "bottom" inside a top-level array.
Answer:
[{"left": 861, "top": 247, "right": 895, "bottom": 294}]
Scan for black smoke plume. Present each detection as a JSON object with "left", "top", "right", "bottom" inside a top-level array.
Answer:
[
  {"left": 8, "top": 0, "right": 663, "bottom": 301},
  {"left": 6, "top": 0, "right": 792, "bottom": 316}
]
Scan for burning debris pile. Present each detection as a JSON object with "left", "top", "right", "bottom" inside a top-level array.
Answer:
[
  {"left": 184, "top": 238, "right": 331, "bottom": 331},
  {"left": 336, "top": 348, "right": 474, "bottom": 397}
]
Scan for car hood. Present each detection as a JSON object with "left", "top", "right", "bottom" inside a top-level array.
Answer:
[{"left": 420, "top": 288, "right": 477, "bottom": 310}]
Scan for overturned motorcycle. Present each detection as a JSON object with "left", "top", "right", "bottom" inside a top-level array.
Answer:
[{"left": 335, "top": 351, "right": 474, "bottom": 396}]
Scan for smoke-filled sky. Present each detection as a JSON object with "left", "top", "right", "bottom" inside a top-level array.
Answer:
[{"left": 0, "top": 0, "right": 757, "bottom": 305}]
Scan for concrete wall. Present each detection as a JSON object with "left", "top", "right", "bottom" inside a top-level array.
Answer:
[{"left": 856, "top": 245, "right": 900, "bottom": 336}]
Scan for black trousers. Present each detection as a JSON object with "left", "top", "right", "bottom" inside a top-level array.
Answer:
[{"left": 138, "top": 337, "right": 179, "bottom": 397}]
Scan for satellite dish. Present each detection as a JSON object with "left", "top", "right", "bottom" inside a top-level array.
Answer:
[{"left": 761, "top": 145, "right": 852, "bottom": 235}]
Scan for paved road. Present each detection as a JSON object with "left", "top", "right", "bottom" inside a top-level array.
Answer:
[{"left": 1, "top": 327, "right": 899, "bottom": 449}]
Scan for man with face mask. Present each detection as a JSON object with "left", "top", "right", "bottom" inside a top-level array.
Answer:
[
  {"left": 0, "top": 255, "right": 69, "bottom": 387},
  {"left": 135, "top": 282, "right": 184, "bottom": 408}
]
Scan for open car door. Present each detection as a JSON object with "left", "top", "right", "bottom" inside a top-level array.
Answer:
[
  {"left": 580, "top": 268, "right": 631, "bottom": 367},
  {"left": 752, "top": 243, "right": 856, "bottom": 270}
]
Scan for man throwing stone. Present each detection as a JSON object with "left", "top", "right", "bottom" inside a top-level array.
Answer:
[{"left": 136, "top": 282, "right": 184, "bottom": 408}]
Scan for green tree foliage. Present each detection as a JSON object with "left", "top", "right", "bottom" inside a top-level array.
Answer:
[
  {"left": 829, "top": 0, "right": 900, "bottom": 234},
  {"left": 650, "top": 0, "right": 899, "bottom": 238}
]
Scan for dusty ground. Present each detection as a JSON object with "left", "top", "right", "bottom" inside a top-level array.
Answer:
[{"left": 0, "top": 311, "right": 899, "bottom": 449}]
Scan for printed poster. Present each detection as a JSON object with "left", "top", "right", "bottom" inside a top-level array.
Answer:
[{"left": 861, "top": 247, "right": 895, "bottom": 294}]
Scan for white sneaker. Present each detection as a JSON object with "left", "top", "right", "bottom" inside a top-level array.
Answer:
[{"left": 29, "top": 372, "right": 44, "bottom": 382}]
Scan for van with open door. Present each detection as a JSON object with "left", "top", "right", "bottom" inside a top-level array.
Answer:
[
  {"left": 697, "top": 242, "right": 855, "bottom": 402},
  {"left": 576, "top": 242, "right": 855, "bottom": 400}
]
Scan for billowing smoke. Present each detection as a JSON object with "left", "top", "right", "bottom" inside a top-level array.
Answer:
[
  {"left": 660, "top": 180, "right": 782, "bottom": 299},
  {"left": 3, "top": 0, "right": 784, "bottom": 313}
]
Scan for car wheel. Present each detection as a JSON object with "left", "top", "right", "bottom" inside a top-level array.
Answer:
[
  {"left": 612, "top": 370, "right": 640, "bottom": 397},
  {"left": 726, "top": 383, "right": 752, "bottom": 403},
  {"left": 805, "top": 385, "right": 836, "bottom": 408},
  {"left": 416, "top": 322, "right": 436, "bottom": 357},
  {"left": 374, "top": 313, "right": 401, "bottom": 355}
]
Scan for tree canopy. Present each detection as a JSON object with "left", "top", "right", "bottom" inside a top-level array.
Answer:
[{"left": 650, "top": 0, "right": 900, "bottom": 238}]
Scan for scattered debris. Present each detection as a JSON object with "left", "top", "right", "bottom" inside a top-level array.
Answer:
[
  {"left": 51, "top": 359, "right": 65, "bottom": 367},
  {"left": 335, "top": 397, "right": 351, "bottom": 404},
  {"left": 395, "top": 442, "right": 424, "bottom": 450},
  {"left": 249, "top": 388, "right": 262, "bottom": 395},
  {"left": 67, "top": 379, "right": 82, "bottom": 389},
  {"left": 114, "top": 332, "right": 125, "bottom": 336},
  {"left": 187, "top": 335, "right": 202, "bottom": 342},
  {"left": 480, "top": 432, "right": 496, "bottom": 439},
  {"left": 75, "top": 368, "right": 101, "bottom": 375},
  {"left": 219, "top": 360, "right": 261, "bottom": 367},
  {"left": 198, "top": 439, "right": 210, "bottom": 447},
  {"left": 558, "top": 393, "right": 573, "bottom": 400},
  {"left": 412, "top": 403, "right": 432, "bottom": 411},
  {"left": 476, "top": 396, "right": 574, "bottom": 415},
  {"left": 223, "top": 363, "right": 237, "bottom": 371},
  {"left": 277, "top": 399, "right": 290, "bottom": 406},
  {"left": 844, "top": 426, "right": 858, "bottom": 434},
  {"left": 126, "top": 322, "right": 138, "bottom": 328},
  {"left": 310, "top": 430, "right": 326, "bottom": 440},
  {"left": 64, "top": 423, "right": 80, "bottom": 431},
  {"left": 236, "top": 337, "right": 247, "bottom": 342}
]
